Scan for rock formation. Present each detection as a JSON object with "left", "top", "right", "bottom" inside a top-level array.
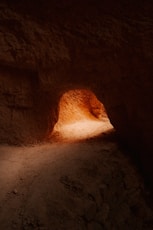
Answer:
[{"left": 0, "top": 0, "right": 153, "bottom": 179}]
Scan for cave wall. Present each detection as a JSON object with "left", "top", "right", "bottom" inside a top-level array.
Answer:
[{"left": 0, "top": 1, "right": 153, "bottom": 174}]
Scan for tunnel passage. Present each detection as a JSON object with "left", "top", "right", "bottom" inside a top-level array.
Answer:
[
  {"left": 0, "top": 0, "right": 153, "bottom": 186},
  {"left": 51, "top": 89, "right": 114, "bottom": 141}
]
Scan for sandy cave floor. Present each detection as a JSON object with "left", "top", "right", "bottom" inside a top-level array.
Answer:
[{"left": 0, "top": 130, "right": 153, "bottom": 229}]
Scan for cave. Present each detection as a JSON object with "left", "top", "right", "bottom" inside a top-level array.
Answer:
[
  {"left": 51, "top": 89, "right": 113, "bottom": 141},
  {"left": 0, "top": 0, "right": 153, "bottom": 229}
]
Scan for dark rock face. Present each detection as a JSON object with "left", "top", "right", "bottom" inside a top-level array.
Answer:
[{"left": 0, "top": 1, "right": 153, "bottom": 175}]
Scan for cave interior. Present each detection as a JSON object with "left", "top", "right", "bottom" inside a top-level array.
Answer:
[{"left": 0, "top": 1, "right": 153, "bottom": 229}]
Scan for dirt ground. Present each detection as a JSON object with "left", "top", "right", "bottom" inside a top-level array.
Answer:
[{"left": 0, "top": 128, "right": 153, "bottom": 230}]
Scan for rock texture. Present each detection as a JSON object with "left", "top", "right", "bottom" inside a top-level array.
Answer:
[
  {"left": 0, "top": 139, "right": 153, "bottom": 230},
  {"left": 56, "top": 89, "right": 107, "bottom": 124},
  {"left": 0, "top": 1, "right": 153, "bottom": 177}
]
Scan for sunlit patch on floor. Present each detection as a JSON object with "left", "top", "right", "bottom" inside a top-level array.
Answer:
[{"left": 51, "top": 89, "right": 114, "bottom": 141}]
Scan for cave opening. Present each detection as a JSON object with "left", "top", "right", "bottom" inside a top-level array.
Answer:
[{"left": 51, "top": 88, "right": 114, "bottom": 141}]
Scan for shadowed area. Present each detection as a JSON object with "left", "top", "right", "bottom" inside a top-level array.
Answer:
[{"left": 0, "top": 135, "right": 153, "bottom": 229}]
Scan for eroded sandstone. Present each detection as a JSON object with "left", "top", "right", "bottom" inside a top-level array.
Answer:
[{"left": 0, "top": 1, "right": 153, "bottom": 178}]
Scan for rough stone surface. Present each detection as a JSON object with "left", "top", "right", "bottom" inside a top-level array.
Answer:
[
  {"left": 0, "top": 1, "right": 153, "bottom": 177},
  {"left": 0, "top": 136, "right": 153, "bottom": 230},
  {"left": 56, "top": 89, "right": 107, "bottom": 124}
]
